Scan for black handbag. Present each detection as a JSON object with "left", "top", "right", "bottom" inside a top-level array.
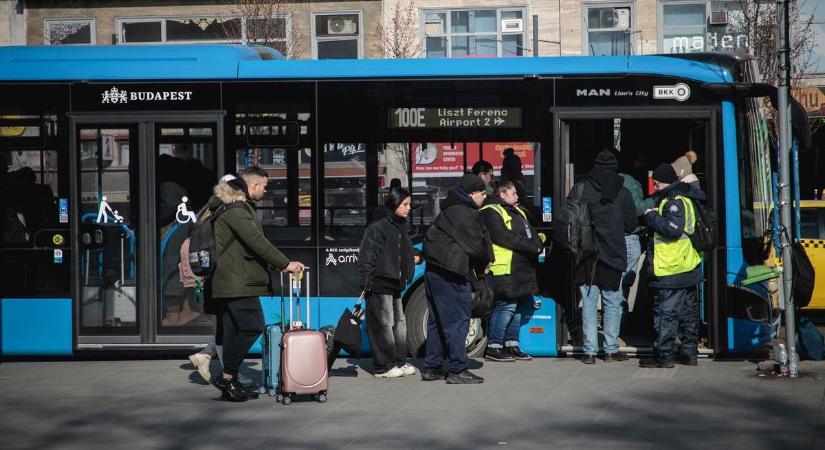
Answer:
[
  {"left": 327, "top": 292, "right": 365, "bottom": 368},
  {"left": 471, "top": 273, "right": 495, "bottom": 318}
]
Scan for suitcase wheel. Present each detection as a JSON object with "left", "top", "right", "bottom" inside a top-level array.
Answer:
[
  {"left": 276, "top": 393, "right": 284, "bottom": 402},
  {"left": 317, "top": 393, "right": 327, "bottom": 403},
  {"left": 282, "top": 395, "right": 292, "bottom": 405},
  {"left": 258, "top": 386, "right": 266, "bottom": 395}
]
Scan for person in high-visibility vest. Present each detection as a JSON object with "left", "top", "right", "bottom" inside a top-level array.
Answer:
[
  {"left": 640, "top": 163, "right": 704, "bottom": 369},
  {"left": 480, "top": 180, "right": 544, "bottom": 362}
]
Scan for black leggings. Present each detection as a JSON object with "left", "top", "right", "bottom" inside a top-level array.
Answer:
[{"left": 214, "top": 297, "right": 265, "bottom": 377}]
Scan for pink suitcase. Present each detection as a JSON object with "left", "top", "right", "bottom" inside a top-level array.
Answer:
[{"left": 278, "top": 268, "right": 329, "bottom": 405}]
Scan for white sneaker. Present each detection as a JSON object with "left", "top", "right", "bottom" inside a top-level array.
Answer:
[
  {"left": 374, "top": 366, "right": 405, "bottom": 378},
  {"left": 401, "top": 363, "right": 417, "bottom": 376},
  {"left": 189, "top": 353, "right": 212, "bottom": 382}
]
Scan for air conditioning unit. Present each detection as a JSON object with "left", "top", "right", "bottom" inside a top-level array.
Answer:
[
  {"left": 501, "top": 19, "right": 523, "bottom": 33},
  {"left": 710, "top": 10, "right": 729, "bottom": 25},
  {"left": 614, "top": 8, "right": 631, "bottom": 30},
  {"left": 425, "top": 19, "right": 444, "bottom": 36},
  {"left": 327, "top": 17, "right": 357, "bottom": 35}
]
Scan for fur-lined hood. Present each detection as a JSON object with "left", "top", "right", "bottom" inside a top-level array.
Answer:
[{"left": 214, "top": 180, "right": 247, "bottom": 204}]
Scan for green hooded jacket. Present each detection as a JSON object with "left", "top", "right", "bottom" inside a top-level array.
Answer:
[{"left": 209, "top": 183, "right": 289, "bottom": 299}]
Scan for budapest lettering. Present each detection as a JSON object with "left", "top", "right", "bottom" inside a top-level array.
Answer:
[{"left": 101, "top": 87, "right": 194, "bottom": 104}]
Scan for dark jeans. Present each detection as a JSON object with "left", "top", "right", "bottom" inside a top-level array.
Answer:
[
  {"left": 652, "top": 287, "right": 698, "bottom": 361},
  {"left": 216, "top": 296, "right": 265, "bottom": 377},
  {"left": 366, "top": 293, "right": 407, "bottom": 373},
  {"left": 424, "top": 267, "right": 473, "bottom": 374}
]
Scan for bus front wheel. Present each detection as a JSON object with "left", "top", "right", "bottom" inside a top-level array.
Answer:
[{"left": 405, "top": 284, "right": 487, "bottom": 358}]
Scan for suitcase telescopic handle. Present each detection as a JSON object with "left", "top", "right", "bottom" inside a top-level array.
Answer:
[{"left": 288, "top": 267, "right": 311, "bottom": 330}]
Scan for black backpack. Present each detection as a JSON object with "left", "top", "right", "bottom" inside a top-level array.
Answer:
[
  {"left": 553, "top": 182, "right": 596, "bottom": 263},
  {"left": 791, "top": 240, "right": 815, "bottom": 308},
  {"left": 688, "top": 200, "right": 717, "bottom": 252},
  {"left": 187, "top": 202, "right": 245, "bottom": 277}
]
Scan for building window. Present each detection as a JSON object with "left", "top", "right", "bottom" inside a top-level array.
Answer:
[
  {"left": 313, "top": 12, "right": 362, "bottom": 59},
  {"left": 45, "top": 19, "right": 95, "bottom": 45},
  {"left": 117, "top": 16, "right": 288, "bottom": 50},
  {"left": 422, "top": 8, "right": 526, "bottom": 58},
  {"left": 660, "top": 2, "right": 708, "bottom": 54},
  {"left": 583, "top": 4, "right": 633, "bottom": 56}
]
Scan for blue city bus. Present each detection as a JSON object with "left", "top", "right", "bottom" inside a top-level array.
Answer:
[{"left": 0, "top": 44, "right": 787, "bottom": 358}]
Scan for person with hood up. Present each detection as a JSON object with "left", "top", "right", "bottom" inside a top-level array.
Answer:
[
  {"left": 572, "top": 149, "right": 637, "bottom": 364},
  {"left": 209, "top": 166, "right": 305, "bottom": 401},
  {"left": 421, "top": 173, "right": 493, "bottom": 384},
  {"left": 480, "top": 180, "right": 543, "bottom": 362},
  {"left": 358, "top": 186, "right": 422, "bottom": 378},
  {"left": 639, "top": 163, "right": 705, "bottom": 368}
]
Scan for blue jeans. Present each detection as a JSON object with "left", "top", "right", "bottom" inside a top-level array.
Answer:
[
  {"left": 488, "top": 295, "right": 532, "bottom": 347},
  {"left": 580, "top": 284, "right": 623, "bottom": 356},
  {"left": 621, "top": 234, "right": 642, "bottom": 302}
]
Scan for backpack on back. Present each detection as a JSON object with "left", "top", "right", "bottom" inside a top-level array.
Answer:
[
  {"left": 553, "top": 182, "right": 596, "bottom": 263},
  {"left": 688, "top": 200, "right": 717, "bottom": 252},
  {"left": 187, "top": 202, "right": 245, "bottom": 277}
]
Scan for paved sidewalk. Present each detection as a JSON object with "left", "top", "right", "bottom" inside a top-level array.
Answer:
[{"left": 1, "top": 356, "right": 823, "bottom": 450}]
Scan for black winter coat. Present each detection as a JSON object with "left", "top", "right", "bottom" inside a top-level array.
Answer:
[
  {"left": 573, "top": 168, "right": 637, "bottom": 289},
  {"left": 481, "top": 198, "right": 542, "bottom": 299},
  {"left": 423, "top": 186, "right": 493, "bottom": 281},
  {"left": 357, "top": 208, "right": 415, "bottom": 295}
]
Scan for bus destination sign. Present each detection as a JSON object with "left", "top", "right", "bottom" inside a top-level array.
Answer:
[{"left": 389, "top": 107, "right": 521, "bottom": 129}]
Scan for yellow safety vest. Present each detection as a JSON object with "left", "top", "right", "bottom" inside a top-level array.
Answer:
[
  {"left": 480, "top": 203, "right": 530, "bottom": 276},
  {"left": 653, "top": 195, "right": 701, "bottom": 277}
]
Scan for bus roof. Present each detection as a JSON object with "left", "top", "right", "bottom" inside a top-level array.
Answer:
[{"left": 0, "top": 44, "right": 735, "bottom": 83}]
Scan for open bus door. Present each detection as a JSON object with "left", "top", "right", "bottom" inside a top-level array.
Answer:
[{"left": 552, "top": 107, "right": 722, "bottom": 356}]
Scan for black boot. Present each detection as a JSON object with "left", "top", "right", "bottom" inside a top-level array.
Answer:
[
  {"left": 220, "top": 379, "right": 249, "bottom": 402},
  {"left": 446, "top": 370, "right": 484, "bottom": 384},
  {"left": 485, "top": 346, "right": 516, "bottom": 362},
  {"left": 676, "top": 353, "right": 698, "bottom": 366},
  {"left": 421, "top": 367, "right": 447, "bottom": 381},
  {"left": 506, "top": 346, "right": 533, "bottom": 361}
]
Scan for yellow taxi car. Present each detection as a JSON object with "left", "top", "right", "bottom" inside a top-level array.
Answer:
[{"left": 799, "top": 200, "right": 825, "bottom": 310}]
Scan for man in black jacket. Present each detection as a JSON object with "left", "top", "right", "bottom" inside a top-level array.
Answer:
[
  {"left": 481, "top": 180, "right": 543, "bottom": 362},
  {"left": 573, "top": 149, "right": 637, "bottom": 364},
  {"left": 421, "top": 173, "right": 493, "bottom": 384}
]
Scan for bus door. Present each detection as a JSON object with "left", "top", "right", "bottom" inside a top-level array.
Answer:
[
  {"left": 554, "top": 108, "right": 720, "bottom": 354},
  {"left": 73, "top": 116, "right": 222, "bottom": 346}
]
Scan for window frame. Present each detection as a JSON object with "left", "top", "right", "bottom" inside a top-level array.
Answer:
[
  {"left": 581, "top": 2, "right": 635, "bottom": 56},
  {"left": 44, "top": 18, "right": 96, "bottom": 46},
  {"left": 420, "top": 7, "right": 528, "bottom": 58},
  {"left": 658, "top": 0, "right": 709, "bottom": 54},
  {"left": 311, "top": 11, "right": 364, "bottom": 60},
  {"left": 115, "top": 15, "right": 290, "bottom": 48}
]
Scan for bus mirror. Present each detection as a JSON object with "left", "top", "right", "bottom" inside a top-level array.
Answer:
[{"left": 700, "top": 82, "right": 775, "bottom": 99}]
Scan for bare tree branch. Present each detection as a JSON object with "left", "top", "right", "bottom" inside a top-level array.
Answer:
[
  {"left": 221, "top": 0, "right": 304, "bottom": 59},
  {"left": 728, "top": 0, "right": 818, "bottom": 86},
  {"left": 375, "top": 0, "right": 422, "bottom": 59}
]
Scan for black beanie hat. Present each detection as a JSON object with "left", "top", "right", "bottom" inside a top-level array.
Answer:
[
  {"left": 594, "top": 149, "right": 618, "bottom": 170},
  {"left": 652, "top": 163, "right": 678, "bottom": 184},
  {"left": 459, "top": 173, "right": 487, "bottom": 194}
]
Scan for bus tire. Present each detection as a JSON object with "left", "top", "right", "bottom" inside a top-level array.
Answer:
[{"left": 405, "top": 284, "right": 488, "bottom": 358}]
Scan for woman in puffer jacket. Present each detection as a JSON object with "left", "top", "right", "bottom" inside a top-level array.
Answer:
[{"left": 358, "top": 186, "right": 421, "bottom": 378}]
